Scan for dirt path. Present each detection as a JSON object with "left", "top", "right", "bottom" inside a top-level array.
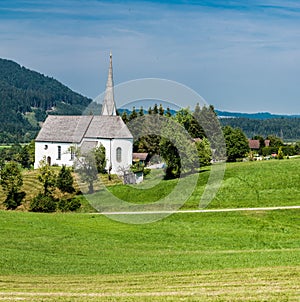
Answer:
[{"left": 98, "top": 205, "right": 300, "bottom": 215}]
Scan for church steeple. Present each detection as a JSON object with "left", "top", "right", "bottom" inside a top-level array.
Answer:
[{"left": 101, "top": 52, "right": 117, "bottom": 116}]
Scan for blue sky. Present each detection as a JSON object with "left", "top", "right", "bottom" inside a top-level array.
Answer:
[{"left": 1, "top": 0, "right": 300, "bottom": 114}]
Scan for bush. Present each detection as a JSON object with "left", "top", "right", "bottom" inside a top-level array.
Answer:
[
  {"left": 4, "top": 192, "right": 26, "bottom": 210},
  {"left": 29, "top": 193, "right": 56, "bottom": 212},
  {"left": 143, "top": 168, "right": 151, "bottom": 177},
  {"left": 57, "top": 198, "right": 81, "bottom": 212}
]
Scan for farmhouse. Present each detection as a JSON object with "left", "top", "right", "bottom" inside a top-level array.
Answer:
[
  {"left": 34, "top": 53, "right": 133, "bottom": 174},
  {"left": 248, "top": 139, "right": 270, "bottom": 150}
]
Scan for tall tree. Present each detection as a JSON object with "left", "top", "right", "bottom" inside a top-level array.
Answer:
[
  {"left": 93, "top": 144, "right": 106, "bottom": 173},
  {"left": 195, "top": 138, "right": 212, "bottom": 166},
  {"left": 165, "top": 107, "right": 172, "bottom": 117},
  {"left": 73, "top": 149, "right": 98, "bottom": 194},
  {"left": 37, "top": 157, "right": 57, "bottom": 196},
  {"left": 158, "top": 104, "right": 164, "bottom": 116},
  {"left": 266, "top": 135, "right": 284, "bottom": 147},
  {"left": 153, "top": 103, "right": 158, "bottom": 114},
  {"left": 121, "top": 111, "right": 129, "bottom": 124},
  {"left": 0, "top": 161, "right": 25, "bottom": 209},
  {"left": 223, "top": 126, "right": 250, "bottom": 162},
  {"left": 139, "top": 106, "right": 144, "bottom": 117},
  {"left": 129, "top": 106, "right": 138, "bottom": 121}
]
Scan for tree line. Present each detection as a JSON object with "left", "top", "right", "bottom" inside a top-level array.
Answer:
[
  {"left": 121, "top": 103, "right": 223, "bottom": 178},
  {"left": 220, "top": 117, "right": 300, "bottom": 141}
]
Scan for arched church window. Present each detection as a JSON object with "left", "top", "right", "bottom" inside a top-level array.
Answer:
[{"left": 116, "top": 147, "right": 122, "bottom": 163}]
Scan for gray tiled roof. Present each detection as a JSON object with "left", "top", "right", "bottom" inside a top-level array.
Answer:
[
  {"left": 36, "top": 115, "right": 132, "bottom": 143},
  {"left": 80, "top": 140, "right": 98, "bottom": 154},
  {"left": 36, "top": 115, "right": 93, "bottom": 143},
  {"left": 85, "top": 116, "right": 133, "bottom": 139}
]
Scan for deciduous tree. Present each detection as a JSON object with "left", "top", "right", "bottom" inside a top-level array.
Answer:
[{"left": 0, "top": 161, "right": 25, "bottom": 209}]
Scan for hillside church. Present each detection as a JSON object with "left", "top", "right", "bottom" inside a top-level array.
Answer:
[{"left": 34, "top": 53, "right": 133, "bottom": 174}]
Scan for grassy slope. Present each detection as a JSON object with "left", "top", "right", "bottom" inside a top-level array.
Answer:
[
  {"left": 1, "top": 157, "right": 299, "bottom": 211},
  {"left": 102, "top": 158, "right": 300, "bottom": 210}
]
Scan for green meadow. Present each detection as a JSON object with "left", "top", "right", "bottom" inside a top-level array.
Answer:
[
  {"left": 101, "top": 157, "right": 300, "bottom": 210},
  {"left": 0, "top": 210, "right": 299, "bottom": 301},
  {"left": 0, "top": 158, "right": 299, "bottom": 300}
]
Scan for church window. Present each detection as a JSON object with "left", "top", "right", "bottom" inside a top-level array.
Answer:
[
  {"left": 57, "top": 146, "right": 61, "bottom": 160},
  {"left": 44, "top": 145, "right": 48, "bottom": 150},
  {"left": 116, "top": 147, "right": 122, "bottom": 162},
  {"left": 70, "top": 147, "right": 75, "bottom": 160}
]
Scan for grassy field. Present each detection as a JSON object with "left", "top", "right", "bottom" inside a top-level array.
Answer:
[
  {"left": 0, "top": 209, "right": 299, "bottom": 300},
  {"left": 0, "top": 159, "right": 299, "bottom": 300}
]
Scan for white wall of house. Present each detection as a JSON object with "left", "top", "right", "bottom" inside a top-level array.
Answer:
[
  {"left": 34, "top": 142, "right": 74, "bottom": 169},
  {"left": 34, "top": 138, "right": 133, "bottom": 174}
]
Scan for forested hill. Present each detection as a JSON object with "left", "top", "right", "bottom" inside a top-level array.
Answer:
[
  {"left": 220, "top": 117, "right": 300, "bottom": 141},
  {"left": 216, "top": 110, "right": 300, "bottom": 119},
  {"left": 0, "top": 58, "right": 92, "bottom": 143}
]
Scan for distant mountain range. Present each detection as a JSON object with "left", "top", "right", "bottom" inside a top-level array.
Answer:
[{"left": 215, "top": 110, "right": 300, "bottom": 119}]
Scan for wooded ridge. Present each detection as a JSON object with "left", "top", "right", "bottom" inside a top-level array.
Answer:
[{"left": 0, "top": 58, "right": 92, "bottom": 143}]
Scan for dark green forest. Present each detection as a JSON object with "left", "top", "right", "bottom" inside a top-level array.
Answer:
[
  {"left": 0, "top": 58, "right": 92, "bottom": 143},
  {"left": 220, "top": 117, "right": 300, "bottom": 141}
]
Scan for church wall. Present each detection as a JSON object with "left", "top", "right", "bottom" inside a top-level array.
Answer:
[
  {"left": 34, "top": 138, "right": 133, "bottom": 175},
  {"left": 34, "top": 141, "right": 74, "bottom": 169},
  {"left": 82, "top": 138, "right": 133, "bottom": 174},
  {"left": 110, "top": 138, "right": 133, "bottom": 174}
]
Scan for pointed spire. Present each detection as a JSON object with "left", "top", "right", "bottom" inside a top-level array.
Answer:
[{"left": 101, "top": 51, "right": 117, "bottom": 116}]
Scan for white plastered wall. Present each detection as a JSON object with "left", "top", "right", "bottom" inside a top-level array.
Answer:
[
  {"left": 34, "top": 141, "right": 74, "bottom": 169},
  {"left": 35, "top": 138, "right": 133, "bottom": 175}
]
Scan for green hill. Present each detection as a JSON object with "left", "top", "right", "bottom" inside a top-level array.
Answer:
[
  {"left": 0, "top": 58, "right": 92, "bottom": 143},
  {"left": 219, "top": 117, "right": 300, "bottom": 141}
]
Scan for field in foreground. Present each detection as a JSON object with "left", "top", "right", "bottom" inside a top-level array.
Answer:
[
  {"left": 0, "top": 209, "right": 299, "bottom": 301},
  {"left": 0, "top": 266, "right": 299, "bottom": 301}
]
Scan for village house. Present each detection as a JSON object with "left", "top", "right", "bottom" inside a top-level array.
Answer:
[
  {"left": 248, "top": 139, "right": 270, "bottom": 151},
  {"left": 34, "top": 53, "right": 133, "bottom": 174}
]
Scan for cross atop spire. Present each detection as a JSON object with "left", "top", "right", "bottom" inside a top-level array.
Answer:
[{"left": 101, "top": 52, "right": 117, "bottom": 116}]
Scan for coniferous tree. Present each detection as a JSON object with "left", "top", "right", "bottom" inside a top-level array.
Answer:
[
  {"left": 139, "top": 106, "right": 144, "bottom": 117},
  {"left": 158, "top": 104, "right": 164, "bottom": 116},
  {"left": 165, "top": 107, "right": 172, "bottom": 117},
  {"left": 93, "top": 144, "right": 106, "bottom": 173},
  {"left": 121, "top": 111, "right": 129, "bottom": 124},
  {"left": 153, "top": 103, "right": 158, "bottom": 114},
  {"left": 56, "top": 165, "right": 75, "bottom": 193},
  {"left": 129, "top": 106, "right": 138, "bottom": 121}
]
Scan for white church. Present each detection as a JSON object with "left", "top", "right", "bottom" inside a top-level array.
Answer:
[{"left": 34, "top": 53, "right": 133, "bottom": 174}]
